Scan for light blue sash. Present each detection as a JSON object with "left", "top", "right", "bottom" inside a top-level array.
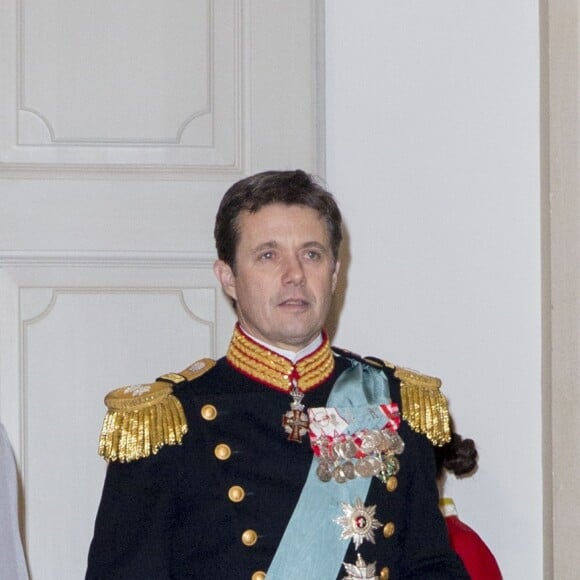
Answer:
[{"left": 266, "top": 359, "right": 391, "bottom": 579}]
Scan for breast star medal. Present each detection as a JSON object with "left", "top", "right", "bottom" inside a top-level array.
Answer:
[
  {"left": 342, "top": 554, "right": 379, "bottom": 580},
  {"left": 335, "top": 497, "right": 382, "bottom": 549}
]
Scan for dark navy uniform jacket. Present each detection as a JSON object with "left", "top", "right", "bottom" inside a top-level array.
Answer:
[{"left": 86, "top": 352, "right": 468, "bottom": 579}]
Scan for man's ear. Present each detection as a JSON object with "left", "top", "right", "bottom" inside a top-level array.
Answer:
[
  {"left": 331, "top": 260, "right": 341, "bottom": 293},
  {"left": 213, "top": 260, "right": 237, "bottom": 301}
]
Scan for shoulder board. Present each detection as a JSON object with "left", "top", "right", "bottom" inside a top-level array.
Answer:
[
  {"left": 157, "top": 358, "right": 216, "bottom": 385},
  {"left": 394, "top": 366, "right": 450, "bottom": 446},
  {"left": 333, "top": 348, "right": 396, "bottom": 372},
  {"left": 98, "top": 358, "right": 215, "bottom": 463},
  {"left": 332, "top": 346, "right": 384, "bottom": 369},
  {"left": 363, "top": 355, "right": 395, "bottom": 370}
]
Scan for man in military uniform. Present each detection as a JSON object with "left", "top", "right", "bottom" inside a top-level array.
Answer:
[{"left": 86, "top": 170, "right": 468, "bottom": 579}]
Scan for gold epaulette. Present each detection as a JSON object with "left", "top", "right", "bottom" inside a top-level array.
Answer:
[
  {"left": 394, "top": 366, "right": 451, "bottom": 447},
  {"left": 98, "top": 358, "right": 215, "bottom": 463}
]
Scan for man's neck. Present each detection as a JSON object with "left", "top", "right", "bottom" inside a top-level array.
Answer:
[{"left": 240, "top": 327, "right": 323, "bottom": 364}]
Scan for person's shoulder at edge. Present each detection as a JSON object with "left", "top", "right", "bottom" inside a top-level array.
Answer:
[
  {"left": 96, "top": 358, "right": 216, "bottom": 464},
  {"left": 332, "top": 346, "right": 452, "bottom": 447},
  {"left": 445, "top": 512, "right": 503, "bottom": 580}
]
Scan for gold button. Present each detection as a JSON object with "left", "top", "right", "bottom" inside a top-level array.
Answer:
[
  {"left": 386, "top": 475, "right": 398, "bottom": 492},
  {"left": 228, "top": 485, "right": 245, "bottom": 503},
  {"left": 251, "top": 572, "right": 266, "bottom": 580},
  {"left": 214, "top": 443, "right": 231, "bottom": 460},
  {"left": 201, "top": 404, "right": 217, "bottom": 421},
  {"left": 380, "top": 566, "right": 390, "bottom": 580},
  {"left": 383, "top": 521, "right": 396, "bottom": 538},
  {"left": 241, "top": 529, "right": 258, "bottom": 546}
]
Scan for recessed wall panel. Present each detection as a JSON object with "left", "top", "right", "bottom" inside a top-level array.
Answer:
[
  {"left": 1, "top": 0, "right": 240, "bottom": 170},
  {"left": 21, "top": 286, "right": 216, "bottom": 579}
]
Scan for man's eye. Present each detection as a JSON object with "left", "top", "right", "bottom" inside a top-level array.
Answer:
[
  {"left": 259, "top": 251, "right": 274, "bottom": 260},
  {"left": 306, "top": 250, "right": 321, "bottom": 260}
]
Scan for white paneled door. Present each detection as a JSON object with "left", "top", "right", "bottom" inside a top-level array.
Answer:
[{"left": 0, "top": 2, "right": 324, "bottom": 578}]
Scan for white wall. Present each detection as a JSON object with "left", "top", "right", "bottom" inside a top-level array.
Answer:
[{"left": 325, "top": 2, "right": 542, "bottom": 579}]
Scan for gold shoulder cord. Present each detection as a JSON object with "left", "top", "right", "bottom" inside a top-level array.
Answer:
[
  {"left": 395, "top": 366, "right": 451, "bottom": 446},
  {"left": 98, "top": 358, "right": 215, "bottom": 463}
]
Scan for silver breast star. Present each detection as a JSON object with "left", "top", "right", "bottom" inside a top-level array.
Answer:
[
  {"left": 342, "top": 554, "right": 378, "bottom": 579},
  {"left": 335, "top": 497, "right": 382, "bottom": 549}
]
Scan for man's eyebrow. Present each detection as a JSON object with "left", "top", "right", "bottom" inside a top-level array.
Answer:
[
  {"left": 302, "top": 241, "right": 328, "bottom": 250},
  {"left": 251, "top": 241, "right": 278, "bottom": 254}
]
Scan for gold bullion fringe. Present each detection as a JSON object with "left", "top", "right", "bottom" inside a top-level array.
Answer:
[
  {"left": 98, "top": 394, "right": 187, "bottom": 463},
  {"left": 396, "top": 368, "right": 451, "bottom": 446}
]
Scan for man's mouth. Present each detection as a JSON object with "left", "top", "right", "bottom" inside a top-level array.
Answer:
[{"left": 279, "top": 298, "right": 309, "bottom": 307}]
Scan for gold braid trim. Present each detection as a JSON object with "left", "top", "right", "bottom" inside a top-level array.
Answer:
[
  {"left": 295, "top": 344, "right": 335, "bottom": 390},
  {"left": 98, "top": 359, "right": 215, "bottom": 463},
  {"left": 226, "top": 325, "right": 334, "bottom": 392},
  {"left": 395, "top": 367, "right": 451, "bottom": 446}
]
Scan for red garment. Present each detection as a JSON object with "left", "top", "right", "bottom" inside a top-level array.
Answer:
[{"left": 443, "top": 507, "right": 503, "bottom": 580}]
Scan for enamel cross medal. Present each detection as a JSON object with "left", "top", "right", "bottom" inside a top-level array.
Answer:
[{"left": 282, "top": 377, "right": 309, "bottom": 442}]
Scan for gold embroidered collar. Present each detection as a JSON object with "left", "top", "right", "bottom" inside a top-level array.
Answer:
[{"left": 226, "top": 324, "right": 335, "bottom": 392}]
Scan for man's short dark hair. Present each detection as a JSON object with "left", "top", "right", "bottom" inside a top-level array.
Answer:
[{"left": 214, "top": 169, "right": 343, "bottom": 269}]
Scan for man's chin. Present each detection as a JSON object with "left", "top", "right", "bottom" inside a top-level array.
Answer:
[{"left": 271, "top": 324, "right": 321, "bottom": 351}]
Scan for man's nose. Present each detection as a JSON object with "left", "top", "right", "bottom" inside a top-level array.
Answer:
[{"left": 282, "top": 256, "right": 306, "bottom": 285}]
